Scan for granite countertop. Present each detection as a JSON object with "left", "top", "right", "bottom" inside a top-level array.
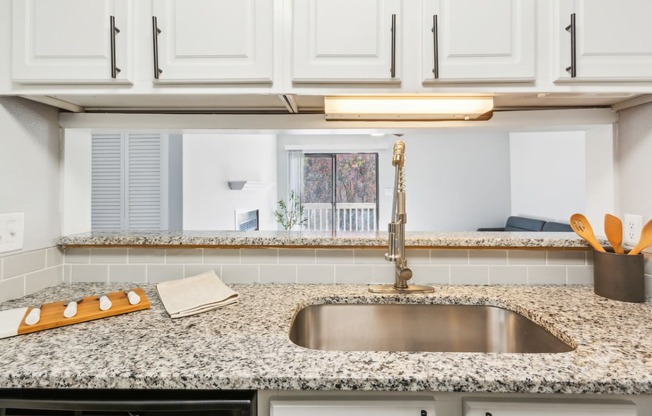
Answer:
[
  {"left": 58, "top": 230, "right": 593, "bottom": 249},
  {"left": 0, "top": 283, "right": 651, "bottom": 394}
]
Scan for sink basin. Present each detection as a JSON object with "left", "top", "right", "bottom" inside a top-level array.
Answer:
[{"left": 289, "top": 304, "right": 574, "bottom": 353}]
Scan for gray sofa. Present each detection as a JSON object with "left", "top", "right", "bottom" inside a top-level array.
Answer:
[{"left": 477, "top": 216, "right": 572, "bottom": 232}]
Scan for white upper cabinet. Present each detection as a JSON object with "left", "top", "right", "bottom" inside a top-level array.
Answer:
[
  {"left": 151, "top": 0, "right": 274, "bottom": 84},
  {"left": 556, "top": 0, "right": 652, "bottom": 81},
  {"left": 12, "top": 0, "right": 132, "bottom": 84},
  {"left": 421, "top": 0, "right": 535, "bottom": 83},
  {"left": 291, "top": 0, "right": 402, "bottom": 84}
]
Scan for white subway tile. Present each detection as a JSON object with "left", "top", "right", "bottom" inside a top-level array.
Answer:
[
  {"left": 241, "top": 249, "right": 278, "bottom": 264},
  {"left": 63, "top": 265, "right": 71, "bottom": 283},
  {"left": 547, "top": 251, "right": 586, "bottom": 265},
  {"left": 0, "top": 276, "right": 25, "bottom": 303},
  {"left": 0, "top": 257, "right": 3, "bottom": 279},
  {"left": 586, "top": 251, "right": 594, "bottom": 265},
  {"left": 260, "top": 265, "right": 297, "bottom": 283},
  {"left": 46, "top": 247, "right": 64, "bottom": 267},
  {"left": 567, "top": 266, "right": 594, "bottom": 285},
  {"left": 405, "top": 249, "right": 430, "bottom": 264},
  {"left": 203, "top": 249, "right": 240, "bottom": 264},
  {"left": 644, "top": 253, "right": 652, "bottom": 275},
  {"left": 279, "top": 249, "right": 316, "bottom": 264},
  {"left": 71, "top": 265, "right": 109, "bottom": 283},
  {"left": 488, "top": 266, "right": 527, "bottom": 285},
  {"left": 90, "top": 248, "right": 128, "bottom": 264},
  {"left": 316, "top": 249, "right": 354, "bottom": 264},
  {"left": 450, "top": 266, "right": 489, "bottom": 285},
  {"left": 469, "top": 250, "right": 508, "bottom": 265},
  {"left": 431, "top": 250, "right": 468, "bottom": 264},
  {"left": 146, "top": 265, "right": 184, "bottom": 283},
  {"left": 185, "top": 265, "right": 222, "bottom": 278},
  {"left": 528, "top": 266, "right": 566, "bottom": 285},
  {"left": 645, "top": 274, "right": 652, "bottom": 298},
  {"left": 297, "top": 265, "right": 335, "bottom": 284},
  {"left": 166, "top": 249, "right": 202, "bottom": 264},
  {"left": 64, "top": 248, "right": 91, "bottom": 264},
  {"left": 508, "top": 250, "right": 546, "bottom": 265},
  {"left": 354, "top": 250, "right": 387, "bottom": 264},
  {"left": 26, "top": 266, "right": 62, "bottom": 294},
  {"left": 128, "top": 248, "right": 166, "bottom": 264},
  {"left": 221, "top": 265, "right": 259, "bottom": 283},
  {"left": 108, "top": 265, "right": 147, "bottom": 283},
  {"left": 410, "top": 265, "right": 449, "bottom": 285},
  {"left": 3, "top": 250, "right": 46, "bottom": 279},
  {"left": 335, "top": 265, "right": 373, "bottom": 284},
  {"left": 371, "top": 265, "right": 395, "bottom": 284}
]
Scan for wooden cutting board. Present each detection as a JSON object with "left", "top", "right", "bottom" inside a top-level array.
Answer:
[{"left": 0, "top": 288, "right": 150, "bottom": 339}]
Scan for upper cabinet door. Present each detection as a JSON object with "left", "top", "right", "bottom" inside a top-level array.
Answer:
[
  {"left": 151, "top": 0, "right": 274, "bottom": 84},
  {"left": 291, "top": 0, "right": 402, "bottom": 84},
  {"left": 422, "top": 0, "right": 535, "bottom": 83},
  {"left": 12, "top": 0, "right": 132, "bottom": 84},
  {"left": 557, "top": 0, "right": 652, "bottom": 81}
]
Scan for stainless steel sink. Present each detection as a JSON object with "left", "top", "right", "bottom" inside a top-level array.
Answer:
[{"left": 289, "top": 304, "right": 574, "bottom": 353}]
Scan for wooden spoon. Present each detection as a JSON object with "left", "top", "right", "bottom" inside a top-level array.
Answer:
[
  {"left": 569, "top": 213, "right": 606, "bottom": 252},
  {"left": 628, "top": 219, "right": 652, "bottom": 255},
  {"left": 604, "top": 213, "right": 625, "bottom": 254}
]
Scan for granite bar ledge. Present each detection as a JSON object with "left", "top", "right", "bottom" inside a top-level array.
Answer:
[{"left": 58, "top": 230, "right": 594, "bottom": 250}]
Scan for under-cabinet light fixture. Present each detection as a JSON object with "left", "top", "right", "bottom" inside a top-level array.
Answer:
[{"left": 324, "top": 96, "right": 494, "bottom": 121}]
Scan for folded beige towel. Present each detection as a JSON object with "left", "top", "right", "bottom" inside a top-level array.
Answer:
[{"left": 156, "top": 270, "right": 239, "bottom": 319}]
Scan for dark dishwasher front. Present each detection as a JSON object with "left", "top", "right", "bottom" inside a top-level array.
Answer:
[{"left": 0, "top": 389, "right": 256, "bottom": 416}]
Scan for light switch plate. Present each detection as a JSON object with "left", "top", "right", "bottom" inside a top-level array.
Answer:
[{"left": 0, "top": 212, "right": 24, "bottom": 254}]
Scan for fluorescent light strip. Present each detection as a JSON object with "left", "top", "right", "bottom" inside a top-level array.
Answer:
[{"left": 324, "top": 96, "right": 494, "bottom": 121}]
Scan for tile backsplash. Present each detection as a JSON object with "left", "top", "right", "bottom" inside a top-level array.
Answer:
[
  {"left": 63, "top": 247, "right": 599, "bottom": 286},
  {"left": 0, "top": 247, "right": 63, "bottom": 303},
  {"left": 2, "top": 247, "right": 651, "bottom": 304}
]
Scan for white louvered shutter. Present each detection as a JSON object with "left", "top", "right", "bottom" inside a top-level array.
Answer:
[
  {"left": 126, "top": 134, "right": 165, "bottom": 230},
  {"left": 91, "top": 133, "right": 167, "bottom": 231},
  {"left": 91, "top": 134, "right": 124, "bottom": 230}
]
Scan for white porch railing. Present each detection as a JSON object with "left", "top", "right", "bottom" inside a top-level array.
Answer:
[{"left": 303, "top": 202, "right": 377, "bottom": 232}]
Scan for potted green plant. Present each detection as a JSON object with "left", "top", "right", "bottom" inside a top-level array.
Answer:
[{"left": 274, "top": 190, "right": 307, "bottom": 230}]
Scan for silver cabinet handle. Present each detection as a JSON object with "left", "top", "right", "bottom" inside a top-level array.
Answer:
[
  {"left": 152, "top": 16, "right": 163, "bottom": 79},
  {"left": 390, "top": 14, "right": 396, "bottom": 78},
  {"left": 109, "top": 15, "right": 121, "bottom": 78},
  {"left": 565, "top": 13, "right": 576, "bottom": 77},
  {"left": 431, "top": 14, "right": 439, "bottom": 78}
]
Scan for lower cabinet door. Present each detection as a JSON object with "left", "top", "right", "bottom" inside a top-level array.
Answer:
[
  {"left": 270, "top": 400, "right": 436, "bottom": 416},
  {"left": 464, "top": 399, "right": 637, "bottom": 416}
]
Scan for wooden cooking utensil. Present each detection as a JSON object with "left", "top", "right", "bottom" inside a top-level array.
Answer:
[
  {"left": 570, "top": 213, "right": 606, "bottom": 252},
  {"left": 628, "top": 219, "right": 652, "bottom": 255},
  {"left": 604, "top": 213, "right": 625, "bottom": 254}
]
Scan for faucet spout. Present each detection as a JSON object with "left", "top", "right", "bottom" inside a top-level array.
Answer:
[{"left": 369, "top": 140, "right": 434, "bottom": 294}]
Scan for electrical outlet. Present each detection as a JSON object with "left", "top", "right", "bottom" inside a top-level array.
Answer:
[{"left": 624, "top": 214, "right": 643, "bottom": 247}]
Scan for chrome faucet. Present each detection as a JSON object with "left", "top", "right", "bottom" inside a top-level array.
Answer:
[{"left": 369, "top": 140, "right": 434, "bottom": 294}]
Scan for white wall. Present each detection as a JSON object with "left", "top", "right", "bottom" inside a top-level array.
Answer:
[
  {"left": 277, "top": 132, "right": 512, "bottom": 231},
  {"left": 509, "top": 131, "right": 586, "bottom": 224},
  {"left": 61, "top": 129, "right": 91, "bottom": 235},
  {"left": 406, "top": 133, "right": 511, "bottom": 231},
  {"left": 616, "top": 102, "right": 652, "bottom": 225},
  {"left": 584, "top": 125, "right": 616, "bottom": 236},
  {"left": 0, "top": 97, "right": 61, "bottom": 253},
  {"left": 183, "top": 134, "right": 278, "bottom": 230}
]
